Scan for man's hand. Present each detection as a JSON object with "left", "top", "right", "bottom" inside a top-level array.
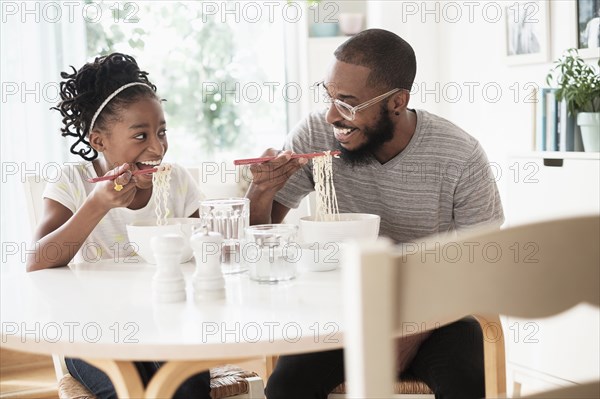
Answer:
[
  {"left": 249, "top": 149, "right": 308, "bottom": 194},
  {"left": 246, "top": 149, "right": 307, "bottom": 225}
]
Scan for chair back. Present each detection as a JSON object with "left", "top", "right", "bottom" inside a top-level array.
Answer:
[
  {"left": 342, "top": 215, "right": 600, "bottom": 398},
  {"left": 22, "top": 175, "right": 69, "bottom": 379}
]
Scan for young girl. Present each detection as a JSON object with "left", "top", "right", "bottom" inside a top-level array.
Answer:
[{"left": 27, "top": 53, "right": 210, "bottom": 398}]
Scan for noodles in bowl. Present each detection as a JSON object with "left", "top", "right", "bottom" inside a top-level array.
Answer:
[
  {"left": 307, "top": 154, "right": 381, "bottom": 241},
  {"left": 299, "top": 153, "right": 380, "bottom": 270},
  {"left": 299, "top": 213, "right": 381, "bottom": 244},
  {"left": 298, "top": 213, "right": 380, "bottom": 271},
  {"left": 123, "top": 165, "right": 198, "bottom": 264}
]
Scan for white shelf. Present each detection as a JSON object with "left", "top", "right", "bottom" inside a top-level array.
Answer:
[{"left": 504, "top": 153, "right": 599, "bottom": 396}]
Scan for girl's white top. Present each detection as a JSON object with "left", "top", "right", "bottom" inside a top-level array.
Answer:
[{"left": 43, "top": 162, "right": 203, "bottom": 263}]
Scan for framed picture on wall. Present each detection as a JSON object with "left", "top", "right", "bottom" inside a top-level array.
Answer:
[
  {"left": 577, "top": 0, "right": 600, "bottom": 59},
  {"left": 504, "top": 0, "right": 550, "bottom": 65}
]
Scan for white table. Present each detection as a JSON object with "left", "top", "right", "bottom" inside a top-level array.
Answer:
[{"left": 1, "top": 259, "right": 344, "bottom": 397}]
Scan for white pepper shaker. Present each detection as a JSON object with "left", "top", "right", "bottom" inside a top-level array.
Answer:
[
  {"left": 151, "top": 234, "right": 187, "bottom": 303},
  {"left": 190, "top": 227, "right": 225, "bottom": 301}
]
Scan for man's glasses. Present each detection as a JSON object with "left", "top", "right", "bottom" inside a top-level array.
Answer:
[{"left": 318, "top": 81, "right": 401, "bottom": 121}]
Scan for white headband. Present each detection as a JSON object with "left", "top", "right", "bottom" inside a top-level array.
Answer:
[{"left": 89, "top": 82, "right": 149, "bottom": 132}]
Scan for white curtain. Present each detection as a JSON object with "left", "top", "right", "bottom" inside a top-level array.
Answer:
[{"left": 1, "top": 7, "right": 86, "bottom": 258}]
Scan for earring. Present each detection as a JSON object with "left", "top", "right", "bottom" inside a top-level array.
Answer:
[{"left": 395, "top": 111, "right": 400, "bottom": 116}]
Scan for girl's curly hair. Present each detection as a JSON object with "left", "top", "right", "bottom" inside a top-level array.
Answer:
[{"left": 53, "top": 53, "right": 158, "bottom": 160}]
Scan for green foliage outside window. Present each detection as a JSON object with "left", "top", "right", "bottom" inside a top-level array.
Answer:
[{"left": 85, "top": 1, "right": 244, "bottom": 155}]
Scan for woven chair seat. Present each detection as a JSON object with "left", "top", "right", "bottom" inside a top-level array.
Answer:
[
  {"left": 58, "top": 365, "right": 260, "bottom": 399},
  {"left": 210, "top": 365, "right": 259, "bottom": 399},
  {"left": 331, "top": 379, "right": 433, "bottom": 395},
  {"left": 58, "top": 374, "right": 95, "bottom": 399}
]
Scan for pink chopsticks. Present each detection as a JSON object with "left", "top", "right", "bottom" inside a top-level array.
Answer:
[
  {"left": 234, "top": 151, "right": 341, "bottom": 166},
  {"left": 86, "top": 168, "right": 158, "bottom": 183}
]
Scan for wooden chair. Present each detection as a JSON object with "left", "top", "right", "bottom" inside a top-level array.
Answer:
[
  {"left": 57, "top": 365, "right": 264, "bottom": 399},
  {"left": 23, "top": 174, "right": 265, "bottom": 399},
  {"left": 265, "top": 355, "right": 435, "bottom": 398},
  {"left": 342, "top": 215, "right": 600, "bottom": 398}
]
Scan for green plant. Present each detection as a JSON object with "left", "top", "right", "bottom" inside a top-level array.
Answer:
[
  {"left": 546, "top": 48, "right": 600, "bottom": 116},
  {"left": 86, "top": 1, "right": 243, "bottom": 155}
]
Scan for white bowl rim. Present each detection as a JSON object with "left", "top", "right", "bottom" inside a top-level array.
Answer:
[
  {"left": 300, "top": 213, "right": 380, "bottom": 223},
  {"left": 127, "top": 217, "right": 200, "bottom": 227},
  {"left": 200, "top": 197, "right": 249, "bottom": 205}
]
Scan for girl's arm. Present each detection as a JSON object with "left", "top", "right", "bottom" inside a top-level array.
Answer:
[
  {"left": 26, "top": 198, "right": 109, "bottom": 272},
  {"left": 26, "top": 164, "right": 136, "bottom": 272}
]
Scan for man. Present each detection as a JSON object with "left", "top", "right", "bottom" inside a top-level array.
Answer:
[{"left": 246, "top": 29, "right": 504, "bottom": 399}]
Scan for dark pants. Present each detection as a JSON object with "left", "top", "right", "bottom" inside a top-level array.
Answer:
[
  {"left": 265, "top": 317, "right": 485, "bottom": 399},
  {"left": 65, "top": 358, "right": 211, "bottom": 399}
]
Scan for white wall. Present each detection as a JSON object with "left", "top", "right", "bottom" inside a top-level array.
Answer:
[
  {"left": 368, "top": 3, "right": 599, "bottom": 393},
  {"left": 366, "top": 0, "right": 596, "bottom": 207},
  {"left": 367, "top": 0, "right": 582, "bottom": 153}
]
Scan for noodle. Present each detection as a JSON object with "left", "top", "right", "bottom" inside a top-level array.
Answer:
[
  {"left": 313, "top": 151, "right": 340, "bottom": 222},
  {"left": 152, "top": 164, "right": 172, "bottom": 225}
]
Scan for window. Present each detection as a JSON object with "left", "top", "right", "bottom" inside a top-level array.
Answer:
[
  {"left": 86, "top": 1, "right": 289, "bottom": 163},
  {"left": 1, "top": 0, "right": 297, "bottom": 249}
]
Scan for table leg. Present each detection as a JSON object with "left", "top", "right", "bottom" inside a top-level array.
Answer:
[
  {"left": 146, "top": 358, "right": 251, "bottom": 398},
  {"left": 84, "top": 357, "right": 254, "bottom": 398},
  {"left": 84, "top": 359, "right": 144, "bottom": 398},
  {"left": 266, "top": 355, "right": 279, "bottom": 380}
]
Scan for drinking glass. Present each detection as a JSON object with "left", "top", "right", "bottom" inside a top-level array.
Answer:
[
  {"left": 199, "top": 198, "right": 249, "bottom": 274},
  {"left": 244, "top": 224, "right": 300, "bottom": 283}
]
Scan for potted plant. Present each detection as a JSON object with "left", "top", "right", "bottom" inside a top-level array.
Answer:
[{"left": 546, "top": 48, "right": 600, "bottom": 152}]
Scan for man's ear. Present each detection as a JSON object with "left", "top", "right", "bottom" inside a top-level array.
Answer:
[
  {"left": 89, "top": 130, "right": 105, "bottom": 153},
  {"left": 392, "top": 90, "right": 410, "bottom": 113}
]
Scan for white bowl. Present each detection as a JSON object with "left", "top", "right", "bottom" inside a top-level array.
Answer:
[
  {"left": 300, "top": 213, "right": 380, "bottom": 244},
  {"left": 126, "top": 218, "right": 199, "bottom": 264},
  {"left": 298, "top": 242, "right": 342, "bottom": 272}
]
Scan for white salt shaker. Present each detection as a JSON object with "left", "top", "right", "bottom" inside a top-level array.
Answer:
[
  {"left": 151, "top": 234, "right": 187, "bottom": 303},
  {"left": 190, "top": 226, "right": 225, "bottom": 301}
]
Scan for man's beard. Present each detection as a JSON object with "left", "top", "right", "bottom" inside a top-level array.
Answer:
[{"left": 335, "top": 105, "right": 395, "bottom": 167}]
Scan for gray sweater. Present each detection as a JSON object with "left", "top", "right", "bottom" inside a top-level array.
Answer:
[{"left": 274, "top": 109, "right": 504, "bottom": 372}]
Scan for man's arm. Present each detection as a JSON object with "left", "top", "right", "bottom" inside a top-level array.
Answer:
[
  {"left": 271, "top": 200, "right": 291, "bottom": 224},
  {"left": 453, "top": 143, "right": 505, "bottom": 229}
]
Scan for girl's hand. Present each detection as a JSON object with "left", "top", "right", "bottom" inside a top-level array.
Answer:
[{"left": 89, "top": 163, "right": 137, "bottom": 211}]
